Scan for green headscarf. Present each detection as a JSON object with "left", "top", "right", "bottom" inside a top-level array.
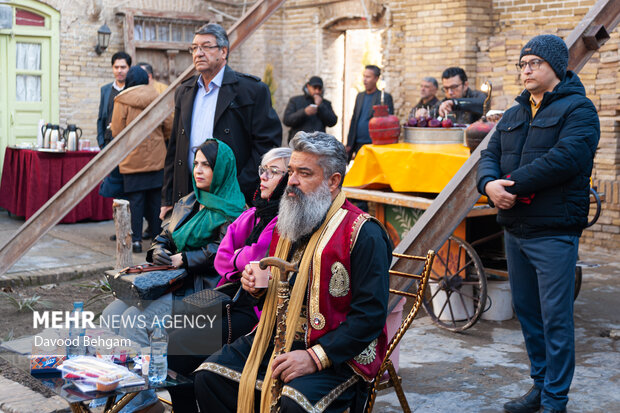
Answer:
[{"left": 172, "top": 139, "right": 246, "bottom": 252}]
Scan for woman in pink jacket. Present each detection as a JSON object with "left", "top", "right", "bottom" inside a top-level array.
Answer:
[
  {"left": 215, "top": 147, "right": 292, "bottom": 290},
  {"left": 167, "top": 146, "right": 292, "bottom": 413}
]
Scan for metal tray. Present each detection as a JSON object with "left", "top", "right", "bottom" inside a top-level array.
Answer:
[{"left": 403, "top": 126, "right": 465, "bottom": 145}]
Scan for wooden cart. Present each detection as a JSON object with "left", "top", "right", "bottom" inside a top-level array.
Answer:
[{"left": 344, "top": 187, "right": 602, "bottom": 332}]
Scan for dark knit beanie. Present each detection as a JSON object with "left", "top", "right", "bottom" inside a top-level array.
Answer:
[{"left": 519, "top": 34, "right": 569, "bottom": 80}]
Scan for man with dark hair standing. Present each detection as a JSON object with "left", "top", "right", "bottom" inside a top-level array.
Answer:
[
  {"left": 138, "top": 61, "right": 168, "bottom": 94},
  {"left": 161, "top": 23, "right": 281, "bottom": 215},
  {"left": 346, "top": 65, "right": 393, "bottom": 160},
  {"left": 97, "top": 51, "right": 131, "bottom": 148},
  {"left": 283, "top": 76, "right": 338, "bottom": 142},
  {"left": 437, "top": 66, "right": 486, "bottom": 124},
  {"left": 478, "top": 34, "right": 599, "bottom": 413}
]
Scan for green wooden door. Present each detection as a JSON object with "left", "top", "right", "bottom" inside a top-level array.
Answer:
[
  {"left": 8, "top": 36, "right": 51, "bottom": 143},
  {"left": 0, "top": 35, "right": 7, "bottom": 159},
  {"left": 0, "top": 1, "right": 59, "bottom": 176}
]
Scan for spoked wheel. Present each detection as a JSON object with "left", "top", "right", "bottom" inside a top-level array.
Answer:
[{"left": 422, "top": 236, "right": 487, "bottom": 332}]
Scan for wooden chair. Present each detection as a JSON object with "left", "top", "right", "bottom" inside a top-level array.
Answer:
[{"left": 366, "top": 250, "right": 435, "bottom": 413}]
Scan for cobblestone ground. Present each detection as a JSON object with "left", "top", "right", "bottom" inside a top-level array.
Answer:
[{"left": 374, "top": 250, "right": 620, "bottom": 412}]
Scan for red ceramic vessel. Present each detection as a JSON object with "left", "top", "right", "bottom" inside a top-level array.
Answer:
[{"left": 369, "top": 105, "right": 400, "bottom": 145}]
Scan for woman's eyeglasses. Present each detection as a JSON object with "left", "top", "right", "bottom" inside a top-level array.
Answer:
[{"left": 258, "top": 166, "right": 285, "bottom": 180}]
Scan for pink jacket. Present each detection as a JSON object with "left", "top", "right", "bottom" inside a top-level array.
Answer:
[{"left": 214, "top": 207, "right": 278, "bottom": 286}]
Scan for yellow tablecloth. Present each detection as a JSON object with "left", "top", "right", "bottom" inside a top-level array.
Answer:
[{"left": 343, "top": 143, "right": 471, "bottom": 193}]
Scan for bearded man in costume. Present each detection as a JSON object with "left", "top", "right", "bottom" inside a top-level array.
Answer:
[{"left": 193, "top": 131, "right": 392, "bottom": 412}]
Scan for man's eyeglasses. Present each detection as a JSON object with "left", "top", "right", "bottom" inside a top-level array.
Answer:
[
  {"left": 516, "top": 59, "right": 544, "bottom": 71},
  {"left": 258, "top": 165, "right": 285, "bottom": 180},
  {"left": 188, "top": 44, "right": 221, "bottom": 54},
  {"left": 441, "top": 83, "right": 463, "bottom": 92}
]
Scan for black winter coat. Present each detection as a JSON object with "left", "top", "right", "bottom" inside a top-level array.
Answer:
[
  {"left": 477, "top": 71, "right": 600, "bottom": 238},
  {"left": 283, "top": 92, "right": 338, "bottom": 141},
  {"left": 162, "top": 66, "right": 282, "bottom": 206},
  {"left": 146, "top": 192, "right": 229, "bottom": 290}
]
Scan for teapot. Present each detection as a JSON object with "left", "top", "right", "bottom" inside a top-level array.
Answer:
[
  {"left": 41, "top": 123, "right": 53, "bottom": 148},
  {"left": 63, "top": 124, "right": 82, "bottom": 151},
  {"left": 42, "top": 124, "right": 63, "bottom": 149}
]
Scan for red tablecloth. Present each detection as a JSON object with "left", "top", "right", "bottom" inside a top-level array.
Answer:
[{"left": 0, "top": 148, "right": 113, "bottom": 223}]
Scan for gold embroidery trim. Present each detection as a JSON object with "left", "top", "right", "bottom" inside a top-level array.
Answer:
[
  {"left": 309, "top": 208, "right": 348, "bottom": 330},
  {"left": 194, "top": 362, "right": 264, "bottom": 391},
  {"left": 329, "top": 262, "right": 350, "bottom": 297},
  {"left": 197, "top": 363, "right": 359, "bottom": 412},
  {"left": 353, "top": 338, "right": 378, "bottom": 365},
  {"left": 310, "top": 344, "right": 332, "bottom": 369},
  {"left": 280, "top": 374, "right": 359, "bottom": 413}
]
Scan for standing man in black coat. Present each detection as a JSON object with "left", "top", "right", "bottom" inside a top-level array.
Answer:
[
  {"left": 161, "top": 23, "right": 281, "bottom": 217},
  {"left": 283, "top": 76, "right": 338, "bottom": 142},
  {"left": 345, "top": 65, "right": 393, "bottom": 161},
  {"left": 477, "top": 35, "right": 599, "bottom": 413}
]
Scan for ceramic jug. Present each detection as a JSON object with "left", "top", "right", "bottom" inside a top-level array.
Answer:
[{"left": 368, "top": 105, "right": 400, "bottom": 145}]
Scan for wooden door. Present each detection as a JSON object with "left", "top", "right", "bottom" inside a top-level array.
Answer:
[
  {"left": 0, "top": 35, "right": 7, "bottom": 158},
  {"left": 135, "top": 48, "right": 193, "bottom": 84},
  {"left": 8, "top": 36, "right": 52, "bottom": 143}
]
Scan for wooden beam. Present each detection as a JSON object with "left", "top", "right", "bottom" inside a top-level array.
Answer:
[
  {"left": 387, "top": 0, "right": 620, "bottom": 310},
  {"left": 0, "top": 0, "right": 287, "bottom": 277}
]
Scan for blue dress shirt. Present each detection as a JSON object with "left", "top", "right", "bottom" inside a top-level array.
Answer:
[{"left": 188, "top": 66, "right": 226, "bottom": 170}]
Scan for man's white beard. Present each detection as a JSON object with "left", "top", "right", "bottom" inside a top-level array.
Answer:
[{"left": 276, "top": 182, "right": 333, "bottom": 242}]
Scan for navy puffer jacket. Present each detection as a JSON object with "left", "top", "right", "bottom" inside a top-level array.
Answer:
[{"left": 477, "top": 71, "right": 600, "bottom": 238}]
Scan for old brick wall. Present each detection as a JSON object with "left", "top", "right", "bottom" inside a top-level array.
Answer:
[
  {"left": 42, "top": 0, "right": 228, "bottom": 145},
  {"left": 42, "top": 0, "right": 619, "bottom": 250},
  {"left": 472, "top": 0, "right": 619, "bottom": 251},
  {"left": 225, "top": 0, "right": 620, "bottom": 251}
]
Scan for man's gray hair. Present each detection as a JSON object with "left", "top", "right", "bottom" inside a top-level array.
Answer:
[
  {"left": 289, "top": 132, "right": 347, "bottom": 188},
  {"left": 423, "top": 76, "right": 438, "bottom": 89},
  {"left": 262, "top": 147, "right": 293, "bottom": 167},
  {"left": 195, "top": 23, "right": 229, "bottom": 57}
]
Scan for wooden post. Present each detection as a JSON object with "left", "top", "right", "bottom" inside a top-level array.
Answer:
[{"left": 113, "top": 199, "right": 132, "bottom": 270}]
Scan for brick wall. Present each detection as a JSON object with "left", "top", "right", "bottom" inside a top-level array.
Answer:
[
  {"left": 43, "top": 0, "right": 232, "bottom": 145},
  {"left": 44, "top": 0, "right": 619, "bottom": 250}
]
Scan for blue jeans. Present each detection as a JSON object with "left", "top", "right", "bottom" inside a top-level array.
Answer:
[{"left": 504, "top": 231, "right": 578, "bottom": 410}]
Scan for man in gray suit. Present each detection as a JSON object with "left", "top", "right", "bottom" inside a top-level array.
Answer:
[
  {"left": 96, "top": 51, "right": 131, "bottom": 148},
  {"left": 345, "top": 65, "right": 393, "bottom": 161}
]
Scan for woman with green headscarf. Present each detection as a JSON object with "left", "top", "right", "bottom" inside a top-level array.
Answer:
[
  {"left": 99, "top": 139, "right": 246, "bottom": 413},
  {"left": 102, "top": 140, "right": 245, "bottom": 345}
]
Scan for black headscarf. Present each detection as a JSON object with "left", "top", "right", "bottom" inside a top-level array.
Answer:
[
  {"left": 124, "top": 66, "right": 149, "bottom": 89},
  {"left": 244, "top": 173, "right": 288, "bottom": 245}
]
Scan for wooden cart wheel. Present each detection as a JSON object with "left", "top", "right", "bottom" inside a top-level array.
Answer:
[
  {"left": 422, "top": 236, "right": 487, "bottom": 332},
  {"left": 574, "top": 265, "right": 582, "bottom": 300}
]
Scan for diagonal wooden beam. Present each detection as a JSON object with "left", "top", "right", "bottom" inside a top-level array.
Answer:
[
  {"left": 388, "top": 0, "right": 620, "bottom": 310},
  {"left": 0, "top": 0, "right": 287, "bottom": 277}
]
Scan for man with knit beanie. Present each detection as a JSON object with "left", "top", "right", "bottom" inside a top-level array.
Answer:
[{"left": 478, "top": 34, "right": 600, "bottom": 413}]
